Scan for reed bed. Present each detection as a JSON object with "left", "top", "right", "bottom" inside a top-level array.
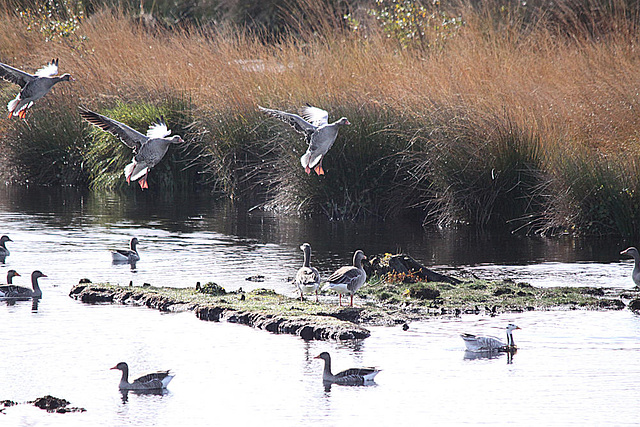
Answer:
[{"left": 1, "top": 0, "right": 640, "bottom": 236}]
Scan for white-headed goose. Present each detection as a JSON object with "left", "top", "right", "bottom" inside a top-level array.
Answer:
[
  {"left": 620, "top": 247, "right": 640, "bottom": 288},
  {"left": 461, "top": 324, "right": 521, "bottom": 352}
]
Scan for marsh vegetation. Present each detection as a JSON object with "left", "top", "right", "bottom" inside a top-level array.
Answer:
[{"left": 2, "top": 0, "right": 640, "bottom": 237}]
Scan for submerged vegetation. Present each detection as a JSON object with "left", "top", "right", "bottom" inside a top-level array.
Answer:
[{"left": 2, "top": 0, "right": 640, "bottom": 236}]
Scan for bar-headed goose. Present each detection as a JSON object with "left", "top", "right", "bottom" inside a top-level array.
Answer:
[
  {"left": 461, "top": 324, "right": 521, "bottom": 352},
  {"left": 0, "top": 59, "right": 74, "bottom": 119},
  {"left": 295, "top": 243, "right": 321, "bottom": 302},
  {"left": 110, "top": 362, "right": 174, "bottom": 390},
  {"left": 79, "top": 107, "right": 184, "bottom": 189},
  {"left": 322, "top": 250, "right": 366, "bottom": 306},
  {"left": 0, "top": 270, "right": 47, "bottom": 298},
  {"left": 314, "top": 352, "right": 380, "bottom": 385},
  {"left": 258, "top": 104, "right": 350, "bottom": 175},
  {"left": 111, "top": 237, "right": 140, "bottom": 263},
  {"left": 620, "top": 247, "right": 640, "bottom": 288}
]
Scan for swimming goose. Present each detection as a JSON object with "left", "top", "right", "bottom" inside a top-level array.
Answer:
[
  {"left": 323, "top": 250, "right": 367, "bottom": 307},
  {"left": 111, "top": 237, "right": 140, "bottom": 263},
  {"left": 620, "top": 247, "right": 640, "bottom": 288},
  {"left": 0, "top": 59, "right": 74, "bottom": 119},
  {"left": 0, "top": 235, "right": 11, "bottom": 258},
  {"left": 295, "top": 243, "right": 321, "bottom": 302},
  {"left": 110, "top": 362, "right": 174, "bottom": 390},
  {"left": 258, "top": 105, "right": 350, "bottom": 175},
  {"left": 461, "top": 324, "right": 521, "bottom": 352},
  {"left": 0, "top": 270, "right": 47, "bottom": 298},
  {"left": 314, "top": 352, "right": 380, "bottom": 385},
  {"left": 79, "top": 107, "right": 184, "bottom": 189},
  {"left": 0, "top": 270, "right": 20, "bottom": 297}
]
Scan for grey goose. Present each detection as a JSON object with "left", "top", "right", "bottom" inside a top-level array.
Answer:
[
  {"left": 314, "top": 352, "right": 380, "bottom": 385},
  {"left": 295, "top": 243, "right": 321, "bottom": 301},
  {"left": 0, "top": 59, "right": 74, "bottom": 119},
  {"left": 0, "top": 270, "right": 47, "bottom": 298},
  {"left": 0, "top": 235, "right": 11, "bottom": 259},
  {"left": 111, "top": 362, "right": 174, "bottom": 390},
  {"left": 620, "top": 247, "right": 640, "bottom": 288},
  {"left": 79, "top": 107, "right": 184, "bottom": 189},
  {"left": 322, "top": 250, "right": 367, "bottom": 307},
  {"left": 111, "top": 237, "right": 140, "bottom": 263},
  {"left": 258, "top": 105, "right": 350, "bottom": 175}
]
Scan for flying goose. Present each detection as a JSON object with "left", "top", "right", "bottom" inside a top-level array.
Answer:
[
  {"left": 0, "top": 235, "right": 11, "bottom": 258},
  {"left": 0, "top": 59, "right": 74, "bottom": 119},
  {"left": 258, "top": 105, "right": 350, "bottom": 175},
  {"left": 322, "top": 250, "right": 367, "bottom": 307},
  {"left": 110, "top": 362, "right": 174, "bottom": 390},
  {"left": 111, "top": 237, "right": 140, "bottom": 263},
  {"left": 79, "top": 107, "right": 184, "bottom": 189},
  {"left": 314, "top": 352, "right": 380, "bottom": 385},
  {"left": 461, "top": 324, "right": 521, "bottom": 352},
  {"left": 295, "top": 243, "right": 321, "bottom": 302},
  {"left": 620, "top": 247, "right": 640, "bottom": 288},
  {"left": 0, "top": 270, "right": 47, "bottom": 298}
]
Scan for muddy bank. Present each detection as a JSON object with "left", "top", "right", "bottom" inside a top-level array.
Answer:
[{"left": 69, "top": 284, "right": 371, "bottom": 340}]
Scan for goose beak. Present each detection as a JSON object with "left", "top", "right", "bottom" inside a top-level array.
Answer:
[
  {"left": 313, "top": 355, "right": 321, "bottom": 359},
  {"left": 110, "top": 365, "right": 118, "bottom": 370},
  {"left": 621, "top": 249, "right": 628, "bottom": 255},
  {"left": 15, "top": 272, "right": 20, "bottom": 276}
]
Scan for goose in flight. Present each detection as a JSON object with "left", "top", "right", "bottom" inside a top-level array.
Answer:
[
  {"left": 295, "top": 243, "right": 321, "bottom": 301},
  {"left": 322, "top": 250, "right": 367, "bottom": 307},
  {"left": 461, "top": 324, "right": 521, "bottom": 352},
  {"left": 314, "top": 352, "right": 380, "bottom": 385},
  {"left": 79, "top": 107, "right": 184, "bottom": 189},
  {"left": 0, "top": 59, "right": 74, "bottom": 119},
  {"left": 110, "top": 362, "right": 174, "bottom": 390},
  {"left": 258, "top": 104, "right": 350, "bottom": 175}
]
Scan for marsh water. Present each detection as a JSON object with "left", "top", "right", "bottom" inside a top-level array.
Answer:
[{"left": 1, "top": 186, "right": 639, "bottom": 426}]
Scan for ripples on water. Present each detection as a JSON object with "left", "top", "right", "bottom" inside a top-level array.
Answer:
[{"left": 1, "top": 187, "right": 639, "bottom": 425}]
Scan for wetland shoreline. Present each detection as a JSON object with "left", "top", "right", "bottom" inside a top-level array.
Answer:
[{"left": 69, "top": 278, "right": 640, "bottom": 341}]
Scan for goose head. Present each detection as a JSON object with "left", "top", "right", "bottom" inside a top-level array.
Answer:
[
  {"left": 506, "top": 324, "right": 521, "bottom": 333},
  {"left": 620, "top": 247, "right": 640, "bottom": 260},
  {"left": 0, "top": 235, "right": 12, "bottom": 245},
  {"left": 170, "top": 135, "right": 184, "bottom": 144},
  {"left": 130, "top": 237, "right": 139, "bottom": 250},
  {"left": 337, "top": 117, "right": 351, "bottom": 126},
  {"left": 110, "top": 362, "right": 129, "bottom": 372},
  {"left": 314, "top": 352, "right": 331, "bottom": 362},
  {"left": 59, "top": 73, "right": 75, "bottom": 82},
  {"left": 352, "top": 250, "right": 367, "bottom": 267},
  {"left": 7, "top": 269, "right": 20, "bottom": 282}
]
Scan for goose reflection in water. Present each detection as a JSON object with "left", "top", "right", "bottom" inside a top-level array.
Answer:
[
  {"left": 463, "top": 349, "right": 516, "bottom": 364},
  {"left": 119, "top": 388, "right": 168, "bottom": 404}
]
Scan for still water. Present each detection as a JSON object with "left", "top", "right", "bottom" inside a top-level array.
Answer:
[{"left": 1, "top": 187, "right": 639, "bottom": 426}]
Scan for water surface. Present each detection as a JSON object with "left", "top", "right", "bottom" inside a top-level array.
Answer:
[{"left": 1, "top": 187, "right": 638, "bottom": 425}]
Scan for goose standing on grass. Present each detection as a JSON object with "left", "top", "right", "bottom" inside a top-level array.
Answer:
[
  {"left": 0, "top": 270, "right": 47, "bottom": 298},
  {"left": 0, "top": 59, "right": 74, "bottom": 119},
  {"left": 0, "top": 235, "right": 12, "bottom": 259},
  {"left": 461, "top": 324, "right": 521, "bottom": 352},
  {"left": 620, "top": 247, "right": 640, "bottom": 288},
  {"left": 111, "top": 237, "right": 140, "bottom": 263},
  {"left": 79, "top": 107, "right": 184, "bottom": 189},
  {"left": 314, "top": 352, "right": 380, "bottom": 385},
  {"left": 323, "top": 250, "right": 367, "bottom": 307},
  {"left": 110, "top": 362, "right": 174, "bottom": 390},
  {"left": 258, "top": 105, "right": 350, "bottom": 175},
  {"left": 295, "top": 243, "right": 321, "bottom": 302}
]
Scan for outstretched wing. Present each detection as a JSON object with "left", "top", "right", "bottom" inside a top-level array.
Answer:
[
  {"left": 79, "top": 106, "right": 147, "bottom": 151},
  {"left": 34, "top": 59, "right": 59, "bottom": 77},
  {"left": 258, "top": 105, "right": 317, "bottom": 135},
  {"left": 0, "top": 62, "right": 35, "bottom": 88},
  {"left": 300, "top": 105, "right": 329, "bottom": 127}
]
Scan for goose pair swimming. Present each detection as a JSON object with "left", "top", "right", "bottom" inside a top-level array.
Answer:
[{"left": 0, "top": 270, "right": 47, "bottom": 298}]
